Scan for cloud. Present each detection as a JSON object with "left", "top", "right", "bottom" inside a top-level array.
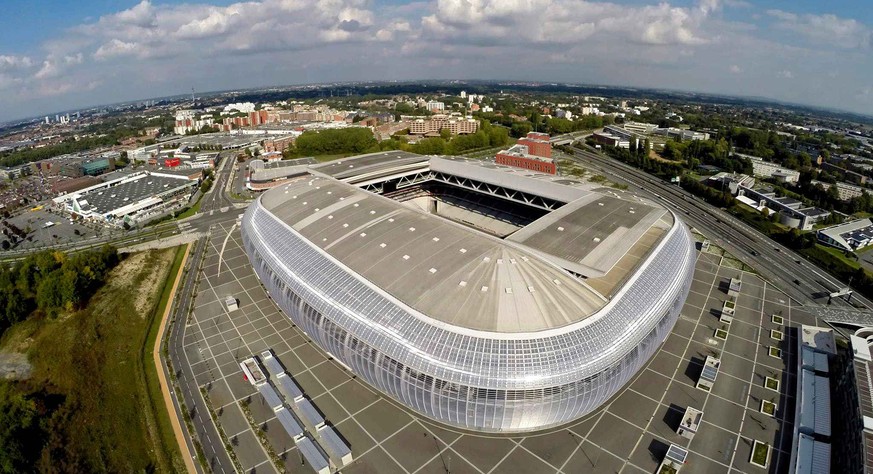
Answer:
[
  {"left": 1, "top": 0, "right": 873, "bottom": 121},
  {"left": 419, "top": 0, "right": 719, "bottom": 48},
  {"left": 94, "top": 39, "right": 140, "bottom": 60},
  {"left": 767, "top": 9, "right": 871, "bottom": 49},
  {"left": 34, "top": 53, "right": 84, "bottom": 79},
  {"left": 0, "top": 55, "right": 33, "bottom": 71}
]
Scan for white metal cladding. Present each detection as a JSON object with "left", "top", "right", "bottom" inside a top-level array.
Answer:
[{"left": 241, "top": 197, "right": 695, "bottom": 432}]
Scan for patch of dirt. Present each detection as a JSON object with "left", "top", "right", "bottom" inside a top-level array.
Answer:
[
  {"left": 108, "top": 250, "right": 175, "bottom": 318},
  {"left": 0, "top": 352, "right": 32, "bottom": 380}
]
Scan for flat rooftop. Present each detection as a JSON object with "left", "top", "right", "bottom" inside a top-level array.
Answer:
[
  {"left": 312, "top": 150, "right": 428, "bottom": 181},
  {"left": 77, "top": 174, "right": 191, "bottom": 214},
  {"left": 259, "top": 161, "right": 673, "bottom": 332}
]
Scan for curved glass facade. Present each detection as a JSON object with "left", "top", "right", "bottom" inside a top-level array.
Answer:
[{"left": 241, "top": 196, "right": 695, "bottom": 432}]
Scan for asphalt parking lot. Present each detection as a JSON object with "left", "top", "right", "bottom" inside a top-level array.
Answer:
[
  {"left": 3, "top": 208, "right": 100, "bottom": 249},
  {"left": 182, "top": 221, "right": 815, "bottom": 473}
]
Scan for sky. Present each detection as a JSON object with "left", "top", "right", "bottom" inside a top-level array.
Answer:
[{"left": 0, "top": 0, "right": 870, "bottom": 122}]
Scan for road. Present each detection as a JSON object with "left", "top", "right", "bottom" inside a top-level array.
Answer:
[
  {"left": 200, "top": 152, "right": 236, "bottom": 213},
  {"left": 569, "top": 145, "right": 871, "bottom": 311},
  {"left": 164, "top": 236, "right": 235, "bottom": 474}
]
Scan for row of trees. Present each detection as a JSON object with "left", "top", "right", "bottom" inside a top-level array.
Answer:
[
  {"left": 0, "top": 246, "right": 119, "bottom": 335},
  {"left": 475, "top": 111, "right": 615, "bottom": 139},
  {"left": 597, "top": 140, "right": 684, "bottom": 180},
  {"left": 661, "top": 138, "right": 753, "bottom": 174},
  {"left": 293, "top": 127, "right": 378, "bottom": 156},
  {"left": 285, "top": 121, "right": 510, "bottom": 159}
]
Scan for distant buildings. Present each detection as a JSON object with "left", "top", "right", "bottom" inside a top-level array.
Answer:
[
  {"left": 409, "top": 115, "right": 479, "bottom": 136},
  {"left": 174, "top": 110, "right": 215, "bottom": 134},
  {"left": 425, "top": 101, "right": 445, "bottom": 112},
  {"left": 811, "top": 180, "right": 868, "bottom": 201},
  {"left": 592, "top": 125, "right": 648, "bottom": 149},
  {"left": 816, "top": 218, "right": 873, "bottom": 252},
  {"left": 61, "top": 157, "right": 116, "bottom": 178},
  {"left": 705, "top": 172, "right": 756, "bottom": 195},
  {"left": 737, "top": 185, "right": 829, "bottom": 230},
  {"left": 621, "top": 121, "right": 658, "bottom": 135},
  {"left": 736, "top": 153, "right": 801, "bottom": 184},
  {"left": 654, "top": 127, "right": 710, "bottom": 141},
  {"left": 263, "top": 136, "right": 295, "bottom": 153},
  {"left": 822, "top": 162, "right": 868, "bottom": 185}
]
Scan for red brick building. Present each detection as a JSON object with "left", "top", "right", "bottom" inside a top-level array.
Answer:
[
  {"left": 164, "top": 157, "right": 181, "bottom": 167},
  {"left": 518, "top": 132, "right": 552, "bottom": 159},
  {"left": 263, "top": 136, "right": 295, "bottom": 153},
  {"left": 248, "top": 110, "right": 269, "bottom": 126},
  {"left": 495, "top": 144, "right": 556, "bottom": 174}
]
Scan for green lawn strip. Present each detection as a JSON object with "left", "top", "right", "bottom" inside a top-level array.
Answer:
[
  {"left": 175, "top": 196, "right": 203, "bottom": 220},
  {"left": 138, "top": 245, "right": 188, "bottom": 472}
]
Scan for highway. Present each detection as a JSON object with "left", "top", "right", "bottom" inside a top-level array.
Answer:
[{"left": 569, "top": 145, "right": 871, "bottom": 311}]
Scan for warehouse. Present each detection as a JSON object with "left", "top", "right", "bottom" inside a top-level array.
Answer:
[{"left": 52, "top": 170, "right": 197, "bottom": 227}]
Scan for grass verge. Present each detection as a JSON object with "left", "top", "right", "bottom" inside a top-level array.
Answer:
[
  {"left": 140, "top": 245, "right": 188, "bottom": 472},
  {"left": 175, "top": 196, "right": 203, "bottom": 220}
]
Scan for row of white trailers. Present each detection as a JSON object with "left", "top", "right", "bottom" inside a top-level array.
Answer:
[{"left": 240, "top": 350, "right": 352, "bottom": 473}]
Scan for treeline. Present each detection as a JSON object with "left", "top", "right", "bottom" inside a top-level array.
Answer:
[
  {"left": 286, "top": 121, "right": 510, "bottom": 158},
  {"left": 680, "top": 176, "right": 736, "bottom": 208},
  {"left": 599, "top": 141, "right": 684, "bottom": 180},
  {"left": 662, "top": 138, "right": 753, "bottom": 174},
  {"left": 294, "top": 127, "right": 378, "bottom": 156},
  {"left": 1, "top": 136, "right": 118, "bottom": 168},
  {"left": 0, "top": 246, "right": 119, "bottom": 335},
  {"left": 477, "top": 112, "right": 613, "bottom": 138},
  {"left": 405, "top": 120, "right": 509, "bottom": 155}
]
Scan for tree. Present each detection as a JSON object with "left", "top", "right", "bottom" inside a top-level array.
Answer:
[
  {"left": 0, "top": 384, "right": 43, "bottom": 473},
  {"left": 510, "top": 122, "right": 532, "bottom": 138}
]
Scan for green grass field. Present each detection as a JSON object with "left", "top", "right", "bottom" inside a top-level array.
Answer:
[
  {"left": 0, "top": 246, "right": 186, "bottom": 472},
  {"left": 175, "top": 196, "right": 203, "bottom": 220}
]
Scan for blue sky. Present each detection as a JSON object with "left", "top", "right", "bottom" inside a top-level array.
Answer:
[{"left": 0, "top": 0, "right": 871, "bottom": 122}]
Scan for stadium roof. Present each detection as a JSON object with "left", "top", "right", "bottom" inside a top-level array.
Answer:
[{"left": 259, "top": 154, "right": 674, "bottom": 333}]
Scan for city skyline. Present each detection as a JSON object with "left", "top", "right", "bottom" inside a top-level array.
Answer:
[{"left": 0, "top": 0, "right": 871, "bottom": 122}]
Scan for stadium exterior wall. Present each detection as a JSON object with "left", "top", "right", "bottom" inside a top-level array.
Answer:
[{"left": 241, "top": 196, "right": 696, "bottom": 433}]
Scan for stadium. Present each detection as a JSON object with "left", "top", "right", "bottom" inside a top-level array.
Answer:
[{"left": 241, "top": 151, "right": 695, "bottom": 433}]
